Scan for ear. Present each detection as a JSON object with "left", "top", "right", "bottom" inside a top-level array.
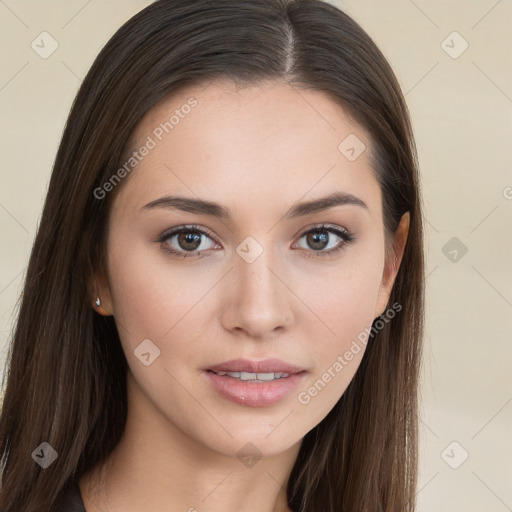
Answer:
[
  {"left": 90, "top": 266, "right": 114, "bottom": 316},
  {"left": 374, "top": 211, "right": 410, "bottom": 318}
]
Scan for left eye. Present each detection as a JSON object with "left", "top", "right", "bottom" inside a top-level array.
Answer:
[
  {"left": 295, "top": 226, "right": 351, "bottom": 252},
  {"left": 294, "top": 224, "right": 354, "bottom": 256}
]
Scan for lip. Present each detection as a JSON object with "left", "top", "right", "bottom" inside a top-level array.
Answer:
[
  {"left": 203, "top": 358, "right": 307, "bottom": 407},
  {"left": 205, "top": 358, "right": 305, "bottom": 374},
  {"left": 203, "top": 369, "right": 307, "bottom": 407}
]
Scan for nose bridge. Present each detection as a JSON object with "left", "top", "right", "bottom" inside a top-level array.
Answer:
[
  {"left": 224, "top": 234, "right": 292, "bottom": 335},
  {"left": 236, "top": 237, "right": 281, "bottom": 305},
  {"left": 240, "top": 250, "right": 275, "bottom": 296}
]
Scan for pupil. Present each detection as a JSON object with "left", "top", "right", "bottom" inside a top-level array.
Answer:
[
  {"left": 179, "top": 232, "right": 201, "bottom": 251},
  {"left": 308, "top": 231, "right": 328, "bottom": 250}
]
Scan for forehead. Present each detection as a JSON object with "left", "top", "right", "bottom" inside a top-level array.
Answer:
[
  {"left": 113, "top": 78, "right": 382, "bottom": 222},
  {"left": 134, "top": 78, "right": 363, "bottom": 151}
]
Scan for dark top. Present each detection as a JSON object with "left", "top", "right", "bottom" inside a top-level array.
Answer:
[{"left": 54, "top": 480, "right": 86, "bottom": 512}]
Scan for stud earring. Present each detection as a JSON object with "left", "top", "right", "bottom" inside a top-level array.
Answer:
[{"left": 95, "top": 297, "right": 101, "bottom": 308}]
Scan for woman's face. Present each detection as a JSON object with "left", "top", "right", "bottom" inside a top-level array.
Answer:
[{"left": 96, "top": 78, "right": 408, "bottom": 458}]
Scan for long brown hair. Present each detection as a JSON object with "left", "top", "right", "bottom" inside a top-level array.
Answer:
[{"left": 0, "top": 0, "right": 424, "bottom": 510}]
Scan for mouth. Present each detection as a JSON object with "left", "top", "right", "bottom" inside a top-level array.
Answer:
[
  {"left": 205, "top": 357, "right": 305, "bottom": 375},
  {"left": 203, "top": 358, "right": 307, "bottom": 407},
  {"left": 206, "top": 369, "right": 299, "bottom": 382}
]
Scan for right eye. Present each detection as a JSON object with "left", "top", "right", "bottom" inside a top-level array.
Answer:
[{"left": 157, "top": 224, "right": 220, "bottom": 259}]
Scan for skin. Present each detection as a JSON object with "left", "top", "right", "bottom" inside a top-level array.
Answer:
[{"left": 81, "top": 78, "right": 409, "bottom": 512}]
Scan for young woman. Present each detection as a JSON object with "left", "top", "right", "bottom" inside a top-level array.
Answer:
[{"left": 0, "top": 0, "right": 424, "bottom": 511}]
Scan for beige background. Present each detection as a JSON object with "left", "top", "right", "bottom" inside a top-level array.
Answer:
[{"left": 1, "top": 1, "right": 511, "bottom": 510}]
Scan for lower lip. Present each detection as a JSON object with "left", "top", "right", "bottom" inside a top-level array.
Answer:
[{"left": 203, "top": 370, "right": 307, "bottom": 407}]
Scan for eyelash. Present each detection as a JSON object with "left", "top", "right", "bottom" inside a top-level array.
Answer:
[{"left": 156, "top": 223, "right": 355, "bottom": 260}]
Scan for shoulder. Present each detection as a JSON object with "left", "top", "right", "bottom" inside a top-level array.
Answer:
[{"left": 53, "top": 480, "right": 86, "bottom": 512}]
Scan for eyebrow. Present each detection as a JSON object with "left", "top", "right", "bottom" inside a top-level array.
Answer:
[{"left": 141, "top": 191, "right": 368, "bottom": 219}]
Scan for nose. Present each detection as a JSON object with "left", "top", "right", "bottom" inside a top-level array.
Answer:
[{"left": 220, "top": 246, "right": 293, "bottom": 339}]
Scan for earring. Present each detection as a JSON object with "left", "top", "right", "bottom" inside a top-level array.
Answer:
[{"left": 95, "top": 297, "right": 101, "bottom": 308}]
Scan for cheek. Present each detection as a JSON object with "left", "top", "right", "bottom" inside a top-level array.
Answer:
[
  {"left": 298, "top": 241, "right": 384, "bottom": 342},
  {"left": 106, "top": 236, "right": 198, "bottom": 345},
  {"left": 332, "top": 263, "right": 382, "bottom": 334},
  {"left": 292, "top": 245, "right": 384, "bottom": 413},
  {"left": 106, "top": 242, "right": 211, "bottom": 411}
]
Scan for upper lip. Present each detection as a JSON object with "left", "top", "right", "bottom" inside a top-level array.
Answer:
[{"left": 206, "top": 358, "right": 305, "bottom": 374}]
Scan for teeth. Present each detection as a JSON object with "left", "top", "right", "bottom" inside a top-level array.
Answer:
[
  {"left": 212, "top": 371, "right": 290, "bottom": 381},
  {"left": 253, "top": 372, "right": 275, "bottom": 381}
]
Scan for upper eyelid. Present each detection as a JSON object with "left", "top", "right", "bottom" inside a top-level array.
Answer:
[
  {"left": 292, "top": 222, "right": 352, "bottom": 239},
  {"left": 160, "top": 225, "right": 220, "bottom": 244}
]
